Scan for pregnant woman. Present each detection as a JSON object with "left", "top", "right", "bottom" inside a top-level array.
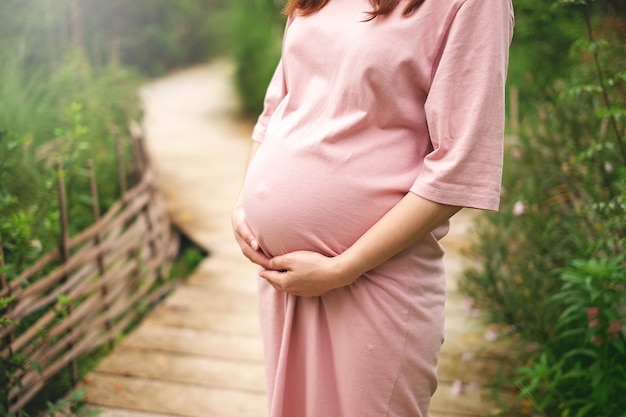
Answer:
[{"left": 232, "top": 0, "right": 514, "bottom": 416}]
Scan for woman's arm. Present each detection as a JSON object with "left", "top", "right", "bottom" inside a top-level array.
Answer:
[{"left": 260, "top": 192, "right": 461, "bottom": 297}]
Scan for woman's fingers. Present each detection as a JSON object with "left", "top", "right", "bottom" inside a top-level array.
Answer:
[
  {"left": 232, "top": 206, "right": 270, "bottom": 268},
  {"left": 236, "top": 222, "right": 258, "bottom": 251},
  {"left": 268, "top": 254, "right": 290, "bottom": 272},
  {"left": 235, "top": 230, "right": 270, "bottom": 267},
  {"left": 259, "top": 252, "right": 343, "bottom": 297}
]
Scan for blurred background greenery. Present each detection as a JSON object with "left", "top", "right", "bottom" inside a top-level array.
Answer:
[{"left": 0, "top": 0, "right": 624, "bottom": 416}]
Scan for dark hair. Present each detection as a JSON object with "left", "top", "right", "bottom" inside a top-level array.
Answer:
[{"left": 284, "top": 0, "right": 427, "bottom": 19}]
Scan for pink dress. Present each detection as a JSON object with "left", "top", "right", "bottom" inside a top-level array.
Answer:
[{"left": 242, "top": 0, "right": 514, "bottom": 416}]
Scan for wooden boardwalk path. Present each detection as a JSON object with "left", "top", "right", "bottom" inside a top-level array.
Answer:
[{"left": 79, "top": 61, "right": 511, "bottom": 417}]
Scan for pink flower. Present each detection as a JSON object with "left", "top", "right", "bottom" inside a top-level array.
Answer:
[
  {"left": 451, "top": 380, "right": 463, "bottom": 396},
  {"left": 591, "top": 334, "right": 603, "bottom": 346},
  {"left": 484, "top": 329, "right": 498, "bottom": 342},
  {"left": 588, "top": 319, "right": 599, "bottom": 329},
  {"left": 587, "top": 307, "right": 599, "bottom": 321},
  {"left": 512, "top": 201, "right": 525, "bottom": 216},
  {"left": 604, "top": 162, "right": 613, "bottom": 173},
  {"left": 608, "top": 321, "right": 622, "bottom": 335}
]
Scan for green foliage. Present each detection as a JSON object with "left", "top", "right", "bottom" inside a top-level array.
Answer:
[
  {"left": 223, "top": 0, "right": 285, "bottom": 117},
  {"left": 43, "top": 390, "right": 101, "bottom": 417},
  {"left": 508, "top": 0, "right": 584, "bottom": 112},
  {"left": 78, "top": 0, "right": 225, "bottom": 75},
  {"left": 0, "top": 2, "right": 159, "bottom": 414},
  {"left": 0, "top": 131, "right": 43, "bottom": 277},
  {"left": 0, "top": 57, "right": 141, "bottom": 270},
  {"left": 1, "top": 386, "right": 103, "bottom": 417},
  {"left": 508, "top": 0, "right": 626, "bottom": 115},
  {"left": 460, "top": 1, "right": 626, "bottom": 415},
  {"left": 0, "top": 0, "right": 224, "bottom": 78},
  {"left": 516, "top": 257, "right": 626, "bottom": 416}
]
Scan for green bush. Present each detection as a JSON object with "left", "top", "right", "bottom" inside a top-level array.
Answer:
[
  {"left": 516, "top": 257, "right": 626, "bottom": 416},
  {"left": 223, "top": 0, "right": 285, "bottom": 117},
  {"left": 0, "top": 53, "right": 141, "bottom": 267},
  {"left": 459, "top": 1, "right": 625, "bottom": 415},
  {"left": 506, "top": 0, "right": 584, "bottom": 114},
  {"left": 1, "top": 1, "right": 220, "bottom": 414},
  {"left": 2, "top": 4, "right": 139, "bottom": 414}
]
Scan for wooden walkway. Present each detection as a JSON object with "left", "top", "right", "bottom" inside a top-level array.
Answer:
[{"left": 79, "top": 61, "right": 512, "bottom": 417}]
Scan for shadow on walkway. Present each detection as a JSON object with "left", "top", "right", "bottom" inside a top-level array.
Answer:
[{"left": 80, "top": 60, "right": 513, "bottom": 417}]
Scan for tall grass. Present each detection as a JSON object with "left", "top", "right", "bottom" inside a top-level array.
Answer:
[
  {"left": 0, "top": 50, "right": 141, "bottom": 269},
  {"left": 0, "top": 64, "right": 51, "bottom": 141}
]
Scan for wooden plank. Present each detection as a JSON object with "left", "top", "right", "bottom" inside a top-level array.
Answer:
[
  {"left": 164, "top": 285, "right": 259, "bottom": 315},
  {"left": 431, "top": 379, "right": 513, "bottom": 417},
  {"left": 437, "top": 353, "right": 509, "bottom": 388},
  {"left": 442, "top": 293, "right": 516, "bottom": 360},
  {"left": 86, "top": 406, "right": 182, "bottom": 417},
  {"left": 430, "top": 411, "right": 483, "bottom": 417},
  {"left": 96, "top": 348, "right": 265, "bottom": 393},
  {"left": 79, "top": 373, "right": 267, "bottom": 417},
  {"left": 143, "top": 305, "right": 262, "bottom": 337},
  {"left": 122, "top": 326, "right": 264, "bottom": 363},
  {"left": 187, "top": 259, "right": 259, "bottom": 295}
]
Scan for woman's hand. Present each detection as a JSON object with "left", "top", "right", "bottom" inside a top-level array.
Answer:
[
  {"left": 232, "top": 203, "right": 272, "bottom": 269},
  {"left": 261, "top": 193, "right": 461, "bottom": 297},
  {"left": 260, "top": 251, "right": 357, "bottom": 297}
]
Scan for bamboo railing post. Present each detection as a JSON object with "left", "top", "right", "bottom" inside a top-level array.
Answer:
[
  {"left": 114, "top": 131, "right": 129, "bottom": 202},
  {"left": 55, "top": 162, "right": 78, "bottom": 385},
  {"left": 130, "top": 125, "right": 147, "bottom": 182},
  {"left": 131, "top": 126, "right": 167, "bottom": 287},
  {"left": 87, "top": 160, "right": 115, "bottom": 350}
]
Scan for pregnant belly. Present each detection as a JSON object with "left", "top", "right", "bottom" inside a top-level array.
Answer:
[{"left": 242, "top": 142, "right": 414, "bottom": 257}]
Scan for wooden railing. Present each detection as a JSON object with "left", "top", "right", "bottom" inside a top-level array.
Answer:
[{"left": 0, "top": 127, "right": 180, "bottom": 414}]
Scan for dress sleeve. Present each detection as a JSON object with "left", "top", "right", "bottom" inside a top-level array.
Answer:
[
  {"left": 251, "top": 17, "right": 292, "bottom": 143},
  {"left": 410, "top": 0, "right": 514, "bottom": 211},
  {"left": 251, "top": 57, "right": 288, "bottom": 143}
]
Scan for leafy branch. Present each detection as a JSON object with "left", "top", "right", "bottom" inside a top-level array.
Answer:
[{"left": 581, "top": 2, "right": 626, "bottom": 165}]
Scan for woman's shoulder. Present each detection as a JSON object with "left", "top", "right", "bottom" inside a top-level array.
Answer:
[
  {"left": 420, "top": 0, "right": 512, "bottom": 14},
  {"left": 419, "top": 0, "right": 513, "bottom": 27}
]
